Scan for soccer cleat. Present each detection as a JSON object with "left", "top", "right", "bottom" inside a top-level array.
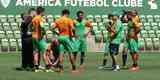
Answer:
[
  {"left": 112, "top": 65, "right": 120, "bottom": 71},
  {"left": 98, "top": 66, "right": 105, "bottom": 70},
  {"left": 34, "top": 69, "right": 43, "bottom": 72},
  {"left": 98, "top": 65, "right": 110, "bottom": 70},
  {"left": 38, "top": 65, "right": 45, "bottom": 70},
  {"left": 45, "top": 69, "right": 54, "bottom": 72},
  {"left": 129, "top": 66, "right": 140, "bottom": 71},
  {"left": 80, "top": 64, "right": 85, "bottom": 69},
  {"left": 122, "top": 66, "right": 128, "bottom": 69},
  {"left": 71, "top": 70, "right": 79, "bottom": 74}
]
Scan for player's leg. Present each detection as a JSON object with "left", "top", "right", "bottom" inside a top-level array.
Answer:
[
  {"left": 39, "top": 39, "right": 53, "bottom": 72},
  {"left": 79, "top": 39, "right": 87, "bottom": 68},
  {"left": 80, "top": 52, "right": 85, "bottom": 67},
  {"left": 68, "top": 53, "right": 78, "bottom": 73},
  {"left": 99, "top": 42, "right": 110, "bottom": 69},
  {"left": 32, "top": 39, "right": 39, "bottom": 69},
  {"left": 65, "top": 37, "right": 78, "bottom": 72},
  {"left": 71, "top": 38, "right": 79, "bottom": 63},
  {"left": 98, "top": 53, "right": 109, "bottom": 69},
  {"left": 129, "top": 39, "right": 140, "bottom": 71},
  {"left": 102, "top": 53, "right": 108, "bottom": 66},
  {"left": 57, "top": 44, "right": 65, "bottom": 72},
  {"left": 122, "top": 44, "right": 128, "bottom": 68},
  {"left": 57, "top": 36, "right": 69, "bottom": 72},
  {"left": 73, "top": 52, "right": 78, "bottom": 62},
  {"left": 121, "top": 39, "right": 129, "bottom": 69},
  {"left": 51, "top": 39, "right": 60, "bottom": 67},
  {"left": 59, "top": 53, "right": 64, "bottom": 72},
  {"left": 27, "top": 37, "right": 34, "bottom": 69},
  {"left": 109, "top": 43, "right": 120, "bottom": 71}
]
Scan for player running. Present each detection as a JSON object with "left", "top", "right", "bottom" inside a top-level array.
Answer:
[
  {"left": 72, "top": 10, "right": 92, "bottom": 69},
  {"left": 52, "top": 9, "right": 77, "bottom": 73},
  {"left": 32, "top": 7, "right": 53, "bottom": 72},
  {"left": 107, "top": 12, "right": 124, "bottom": 71}
]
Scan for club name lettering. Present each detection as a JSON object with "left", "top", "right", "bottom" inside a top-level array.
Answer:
[{"left": 15, "top": 0, "right": 143, "bottom": 7}]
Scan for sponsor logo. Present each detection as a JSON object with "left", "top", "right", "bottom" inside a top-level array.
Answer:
[{"left": 0, "top": 0, "right": 11, "bottom": 8}]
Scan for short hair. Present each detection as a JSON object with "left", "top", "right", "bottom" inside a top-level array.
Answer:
[
  {"left": 28, "top": 8, "right": 35, "bottom": 14},
  {"left": 36, "top": 7, "right": 45, "bottom": 15},
  {"left": 20, "top": 13, "right": 25, "bottom": 20},
  {"left": 76, "top": 10, "right": 84, "bottom": 16},
  {"left": 108, "top": 14, "right": 113, "bottom": 19},
  {"left": 62, "top": 9, "right": 70, "bottom": 15},
  {"left": 133, "top": 10, "right": 138, "bottom": 15}
]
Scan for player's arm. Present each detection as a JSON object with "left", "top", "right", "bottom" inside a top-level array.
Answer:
[
  {"left": 84, "top": 21, "right": 92, "bottom": 37},
  {"left": 132, "top": 17, "right": 141, "bottom": 34},
  {"left": 69, "top": 19, "right": 75, "bottom": 37},
  {"left": 72, "top": 20, "right": 77, "bottom": 37},
  {"left": 50, "top": 21, "right": 59, "bottom": 35},
  {"left": 106, "top": 20, "right": 115, "bottom": 33}
]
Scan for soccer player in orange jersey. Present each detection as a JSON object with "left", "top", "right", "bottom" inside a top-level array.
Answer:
[
  {"left": 52, "top": 9, "right": 78, "bottom": 73},
  {"left": 32, "top": 7, "right": 53, "bottom": 72}
]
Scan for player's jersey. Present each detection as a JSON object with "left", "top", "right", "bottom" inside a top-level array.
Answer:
[
  {"left": 32, "top": 15, "right": 45, "bottom": 39},
  {"left": 127, "top": 15, "right": 141, "bottom": 39},
  {"left": 74, "top": 20, "right": 92, "bottom": 38},
  {"left": 54, "top": 16, "right": 74, "bottom": 36},
  {"left": 110, "top": 20, "right": 124, "bottom": 44},
  {"left": 132, "top": 15, "right": 141, "bottom": 28}
]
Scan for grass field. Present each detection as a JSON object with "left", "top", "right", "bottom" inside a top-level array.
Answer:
[{"left": 0, "top": 52, "right": 160, "bottom": 80}]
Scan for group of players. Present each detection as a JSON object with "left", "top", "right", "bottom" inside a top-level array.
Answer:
[
  {"left": 21, "top": 6, "right": 141, "bottom": 73},
  {"left": 99, "top": 10, "right": 141, "bottom": 71},
  {"left": 22, "top": 7, "right": 92, "bottom": 73}
]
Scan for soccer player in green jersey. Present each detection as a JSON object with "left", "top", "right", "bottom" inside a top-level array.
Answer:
[
  {"left": 73, "top": 11, "right": 92, "bottom": 69},
  {"left": 108, "top": 12, "right": 124, "bottom": 71},
  {"left": 98, "top": 14, "right": 113, "bottom": 69}
]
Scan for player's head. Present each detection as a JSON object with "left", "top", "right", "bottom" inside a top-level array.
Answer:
[
  {"left": 62, "top": 9, "right": 70, "bottom": 16},
  {"left": 36, "top": 7, "right": 45, "bottom": 16},
  {"left": 28, "top": 8, "right": 36, "bottom": 17},
  {"left": 111, "top": 12, "right": 119, "bottom": 21},
  {"left": 76, "top": 10, "right": 84, "bottom": 20},
  {"left": 127, "top": 11, "right": 132, "bottom": 21},
  {"left": 20, "top": 13, "right": 25, "bottom": 20},
  {"left": 121, "top": 10, "right": 130, "bottom": 23},
  {"left": 108, "top": 14, "right": 113, "bottom": 20},
  {"left": 131, "top": 10, "right": 138, "bottom": 17}
]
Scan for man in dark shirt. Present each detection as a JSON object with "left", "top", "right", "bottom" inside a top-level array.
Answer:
[{"left": 21, "top": 8, "right": 36, "bottom": 69}]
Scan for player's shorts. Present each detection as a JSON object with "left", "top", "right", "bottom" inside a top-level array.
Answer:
[
  {"left": 109, "top": 43, "right": 120, "bottom": 55},
  {"left": 32, "top": 38, "right": 47, "bottom": 54},
  {"left": 128, "top": 39, "right": 139, "bottom": 53},
  {"left": 73, "top": 37, "right": 87, "bottom": 52},
  {"left": 104, "top": 41, "right": 110, "bottom": 54},
  {"left": 123, "top": 38, "right": 129, "bottom": 48},
  {"left": 58, "top": 36, "right": 73, "bottom": 53}
]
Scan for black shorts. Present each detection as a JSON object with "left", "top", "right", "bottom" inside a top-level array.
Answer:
[{"left": 109, "top": 43, "right": 120, "bottom": 55}]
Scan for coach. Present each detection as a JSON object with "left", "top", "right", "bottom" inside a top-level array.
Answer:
[{"left": 20, "top": 8, "right": 36, "bottom": 69}]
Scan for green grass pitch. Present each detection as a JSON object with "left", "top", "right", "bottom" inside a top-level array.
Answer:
[{"left": 0, "top": 52, "right": 160, "bottom": 80}]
